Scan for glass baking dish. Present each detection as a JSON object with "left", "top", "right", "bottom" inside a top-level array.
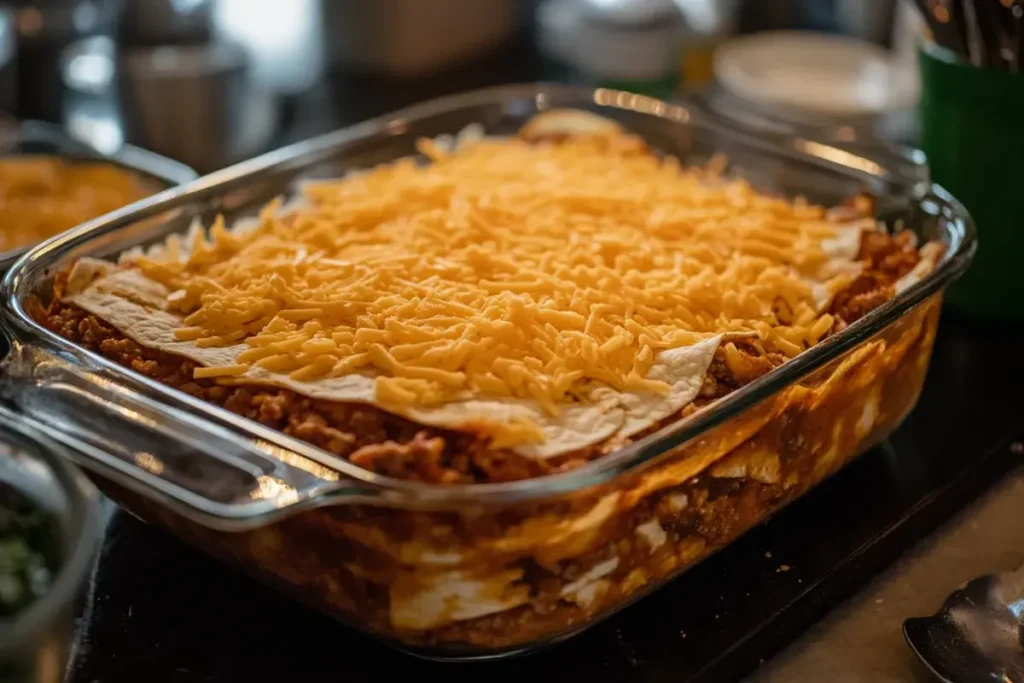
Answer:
[
  {"left": 0, "top": 120, "right": 197, "bottom": 273},
  {"left": 0, "top": 85, "right": 975, "bottom": 659}
]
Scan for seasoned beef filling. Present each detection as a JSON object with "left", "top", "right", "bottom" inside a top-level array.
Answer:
[
  {"left": 33, "top": 230, "right": 922, "bottom": 485},
  {"left": 829, "top": 230, "right": 921, "bottom": 326}
]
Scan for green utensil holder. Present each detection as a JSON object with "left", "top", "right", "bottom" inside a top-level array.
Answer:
[{"left": 920, "top": 45, "right": 1024, "bottom": 320}]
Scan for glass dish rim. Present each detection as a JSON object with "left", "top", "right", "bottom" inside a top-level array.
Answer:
[
  {"left": 0, "top": 83, "right": 977, "bottom": 509},
  {"left": 0, "top": 119, "right": 198, "bottom": 272}
]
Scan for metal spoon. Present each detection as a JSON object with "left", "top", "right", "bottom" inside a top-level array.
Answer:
[
  {"left": 904, "top": 561, "right": 1024, "bottom": 683},
  {"left": 973, "top": 0, "right": 1013, "bottom": 69}
]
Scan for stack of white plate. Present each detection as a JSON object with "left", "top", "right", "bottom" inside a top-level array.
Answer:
[{"left": 710, "top": 10, "right": 923, "bottom": 143}]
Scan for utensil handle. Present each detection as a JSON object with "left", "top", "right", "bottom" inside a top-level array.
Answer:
[
  {"left": 913, "top": 0, "right": 969, "bottom": 59},
  {"left": 0, "top": 344, "right": 364, "bottom": 530}
]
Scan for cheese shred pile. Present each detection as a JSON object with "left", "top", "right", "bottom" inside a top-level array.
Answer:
[{"left": 134, "top": 127, "right": 853, "bottom": 412}]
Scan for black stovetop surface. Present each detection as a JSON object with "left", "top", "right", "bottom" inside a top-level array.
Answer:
[{"left": 65, "top": 312, "right": 1024, "bottom": 683}]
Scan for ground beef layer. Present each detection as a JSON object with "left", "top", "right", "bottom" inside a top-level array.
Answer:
[{"left": 33, "top": 229, "right": 923, "bottom": 485}]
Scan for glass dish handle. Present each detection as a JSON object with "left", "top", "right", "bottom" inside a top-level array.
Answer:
[
  {"left": 0, "top": 344, "right": 365, "bottom": 530},
  {"left": 681, "top": 98, "right": 929, "bottom": 188},
  {"left": 786, "top": 130, "right": 929, "bottom": 189}
]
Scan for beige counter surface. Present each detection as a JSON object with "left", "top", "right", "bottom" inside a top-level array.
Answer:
[{"left": 747, "top": 468, "right": 1024, "bottom": 682}]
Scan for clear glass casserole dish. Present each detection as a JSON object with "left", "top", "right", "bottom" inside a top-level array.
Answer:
[{"left": 0, "top": 85, "right": 975, "bottom": 659}]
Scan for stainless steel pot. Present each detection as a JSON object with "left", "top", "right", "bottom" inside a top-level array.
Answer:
[
  {"left": 321, "top": 0, "right": 520, "bottom": 77},
  {"left": 118, "top": 42, "right": 279, "bottom": 173}
]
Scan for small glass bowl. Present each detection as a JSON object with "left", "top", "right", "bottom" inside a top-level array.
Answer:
[{"left": 0, "top": 405, "right": 101, "bottom": 683}]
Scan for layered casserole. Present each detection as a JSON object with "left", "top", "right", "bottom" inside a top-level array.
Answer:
[{"left": 30, "top": 109, "right": 946, "bottom": 652}]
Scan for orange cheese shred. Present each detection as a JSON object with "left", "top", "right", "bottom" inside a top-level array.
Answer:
[{"left": 133, "top": 129, "right": 858, "bottom": 407}]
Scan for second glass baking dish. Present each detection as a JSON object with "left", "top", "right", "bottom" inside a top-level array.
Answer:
[
  {"left": 0, "top": 120, "right": 197, "bottom": 272},
  {"left": 0, "top": 85, "right": 974, "bottom": 658}
]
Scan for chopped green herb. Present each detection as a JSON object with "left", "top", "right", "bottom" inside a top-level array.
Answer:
[{"left": 0, "top": 484, "right": 60, "bottom": 617}]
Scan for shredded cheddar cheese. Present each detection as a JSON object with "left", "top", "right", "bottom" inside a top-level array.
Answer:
[{"left": 133, "top": 128, "right": 859, "bottom": 411}]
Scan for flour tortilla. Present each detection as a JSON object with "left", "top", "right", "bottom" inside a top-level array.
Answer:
[
  {"left": 590, "top": 335, "right": 723, "bottom": 440},
  {"left": 821, "top": 220, "right": 869, "bottom": 262},
  {"left": 519, "top": 109, "right": 625, "bottom": 142},
  {"left": 389, "top": 566, "right": 531, "bottom": 631},
  {"left": 65, "top": 260, "right": 723, "bottom": 459},
  {"left": 895, "top": 241, "right": 943, "bottom": 295}
]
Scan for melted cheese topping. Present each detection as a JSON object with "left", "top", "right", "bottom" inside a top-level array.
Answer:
[{"left": 133, "top": 129, "right": 852, "bottom": 414}]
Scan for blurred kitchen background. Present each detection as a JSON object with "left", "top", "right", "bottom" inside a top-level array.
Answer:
[{"left": 0, "top": 0, "right": 925, "bottom": 173}]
